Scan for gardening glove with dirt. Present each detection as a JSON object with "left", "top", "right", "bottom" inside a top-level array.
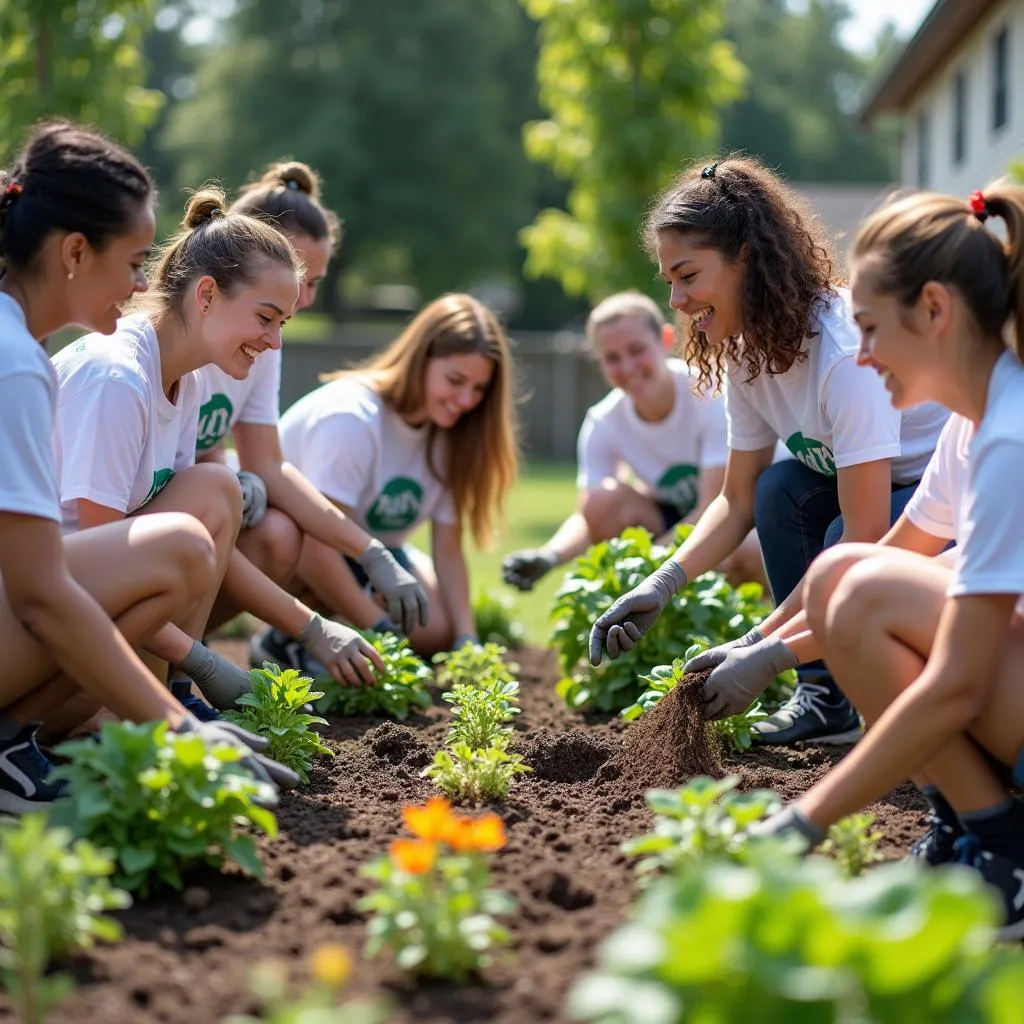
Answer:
[
  {"left": 298, "top": 613, "right": 383, "bottom": 688},
  {"left": 175, "top": 640, "right": 253, "bottom": 711},
  {"left": 237, "top": 470, "right": 268, "bottom": 530},
  {"left": 177, "top": 715, "right": 299, "bottom": 795},
  {"left": 685, "top": 627, "right": 766, "bottom": 671},
  {"left": 355, "top": 539, "right": 429, "bottom": 635},
  {"left": 690, "top": 636, "right": 799, "bottom": 721},
  {"left": 748, "top": 804, "right": 825, "bottom": 849},
  {"left": 589, "top": 559, "right": 687, "bottom": 665},
  {"left": 501, "top": 548, "right": 559, "bottom": 592}
]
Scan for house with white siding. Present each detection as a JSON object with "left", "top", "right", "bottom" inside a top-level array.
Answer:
[{"left": 860, "top": 0, "right": 1024, "bottom": 195}]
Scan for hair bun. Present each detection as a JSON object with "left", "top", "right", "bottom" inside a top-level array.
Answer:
[
  {"left": 263, "top": 161, "right": 319, "bottom": 200},
  {"left": 183, "top": 187, "right": 228, "bottom": 229}
]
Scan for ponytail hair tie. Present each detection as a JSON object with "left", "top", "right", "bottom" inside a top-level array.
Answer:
[
  {"left": 285, "top": 179, "right": 300, "bottom": 191},
  {"left": 701, "top": 163, "right": 719, "bottom": 180},
  {"left": 968, "top": 189, "right": 990, "bottom": 222},
  {"left": 0, "top": 180, "right": 23, "bottom": 214}
]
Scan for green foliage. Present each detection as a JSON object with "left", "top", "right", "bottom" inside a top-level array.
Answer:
[
  {"left": 569, "top": 856, "right": 1024, "bottom": 1024},
  {"left": 518, "top": 0, "right": 745, "bottom": 299},
  {"left": 423, "top": 743, "right": 532, "bottom": 805},
  {"left": 441, "top": 678, "right": 522, "bottom": 751},
  {"left": 224, "top": 663, "right": 333, "bottom": 784},
  {"left": 50, "top": 720, "right": 278, "bottom": 895},
  {"left": 316, "top": 631, "right": 433, "bottom": 720},
  {"left": 433, "top": 641, "right": 517, "bottom": 692},
  {"left": 621, "top": 775, "right": 782, "bottom": 880},
  {"left": 0, "top": 0, "right": 163, "bottom": 161},
  {"left": 822, "top": 812, "right": 885, "bottom": 879},
  {"left": 360, "top": 841, "right": 515, "bottom": 982},
  {"left": 551, "top": 527, "right": 771, "bottom": 711},
  {"left": 0, "top": 814, "right": 129, "bottom": 1024},
  {"left": 473, "top": 589, "right": 527, "bottom": 648}
]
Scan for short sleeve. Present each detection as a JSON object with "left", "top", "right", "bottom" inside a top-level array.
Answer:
[
  {"left": 55, "top": 381, "right": 147, "bottom": 514},
  {"left": 432, "top": 488, "right": 458, "bottom": 526},
  {"left": 175, "top": 377, "right": 201, "bottom": 472},
  {"left": 237, "top": 348, "right": 281, "bottom": 426},
  {"left": 724, "top": 375, "right": 777, "bottom": 451},
  {"left": 300, "top": 412, "right": 378, "bottom": 509},
  {"left": 822, "top": 356, "right": 901, "bottom": 469},
  {"left": 0, "top": 373, "right": 61, "bottom": 522},
  {"left": 949, "top": 439, "right": 1024, "bottom": 597},
  {"left": 698, "top": 392, "right": 729, "bottom": 469},
  {"left": 904, "top": 418, "right": 959, "bottom": 540},
  {"left": 576, "top": 410, "right": 618, "bottom": 491}
]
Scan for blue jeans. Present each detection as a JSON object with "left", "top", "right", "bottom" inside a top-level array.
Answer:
[{"left": 754, "top": 458, "right": 920, "bottom": 683}]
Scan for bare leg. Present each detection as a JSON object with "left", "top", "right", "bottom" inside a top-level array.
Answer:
[{"left": 581, "top": 480, "right": 664, "bottom": 540}]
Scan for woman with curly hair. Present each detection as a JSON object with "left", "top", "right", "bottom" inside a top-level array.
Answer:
[{"left": 588, "top": 156, "right": 948, "bottom": 746}]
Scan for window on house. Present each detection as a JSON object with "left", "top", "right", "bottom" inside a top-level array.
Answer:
[
  {"left": 953, "top": 70, "right": 967, "bottom": 164},
  {"left": 916, "top": 108, "right": 930, "bottom": 188},
  {"left": 993, "top": 25, "right": 1010, "bottom": 131}
]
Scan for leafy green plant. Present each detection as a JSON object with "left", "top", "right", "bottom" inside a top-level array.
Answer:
[
  {"left": 224, "top": 663, "right": 333, "bottom": 784},
  {"left": 551, "top": 526, "right": 774, "bottom": 711},
  {"left": 622, "top": 775, "right": 783, "bottom": 880},
  {"left": 569, "top": 856, "right": 1024, "bottom": 1024},
  {"left": 423, "top": 742, "right": 532, "bottom": 805},
  {"left": 0, "top": 814, "right": 130, "bottom": 1024},
  {"left": 473, "top": 588, "right": 526, "bottom": 648},
  {"left": 433, "top": 640, "right": 517, "bottom": 692},
  {"left": 316, "top": 630, "right": 432, "bottom": 720},
  {"left": 360, "top": 798, "right": 514, "bottom": 982},
  {"left": 623, "top": 652, "right": 769, "bottom": 754},
  {"left": 441, "top": 677, "right": 521, "bottom": 750},
  {"left": 51, "top": 720, "right": 278, "bottom": 895},
  {"left": 822, "top": 812, "right": 885, "bottom": 878}
]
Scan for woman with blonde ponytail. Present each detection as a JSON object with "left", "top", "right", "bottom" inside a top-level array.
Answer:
[{"left": 750, "top": 180, "right": 1024, "bottom": 939}]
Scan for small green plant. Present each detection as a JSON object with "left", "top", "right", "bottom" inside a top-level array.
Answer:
[
  {"left": 224, "top": 663, "right": 333, "bottom": 784},
  {"left": 473, "top": 588, "right": 526, "bottom": 648},
  {"left": 360, "top": 797, "right": 514, "bottom": 982},
  {"left": 822, "top": 812, "right": 885, "bottom": 878},
  {"left": 622, "top": 775, "right": 783, "bottom": 880},
  {"left": 0, "top": 814, "right": 130, "bottom": 1024},
  {"left": 423, "top": 742, "right": 531, "bottom": 805},
  {"left": 316, "top": 630, "right": 432, "bottom": 720},
  {"left": 442, "top": 678, "right": 521, "bottom": 750},
  {"left": 51, "top": 720, "right": 278, "bottom": 895},
  {"left": 433, "top": 640, "right": 517, "bottom": 691}
]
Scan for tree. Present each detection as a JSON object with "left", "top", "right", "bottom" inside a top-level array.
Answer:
[
  {"left": 157, "top": 0, "right": 539, "bottom": 311},
  {"left": 517, "top": 0, "right": 745, "bottom": 301},
  {"left": 0, "top": 0, "right": 163, "bottom": 162}
]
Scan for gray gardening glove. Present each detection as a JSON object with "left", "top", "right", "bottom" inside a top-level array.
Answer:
[
  {"left": 501, "top": 548, "right": 559, "bottom": 592},
  {"left": 748, "top": 804, "right": 825, "bottom": 849},
  {"left": 687, "top": 635, "right": 799, "bottom": 721},
  {"left": 176, "top": 715, "right": 299, "bottom": 795},
  {"left": 589, "top": 559, "right": 687, "bottom": 665},
  {"left": 355, "top": 539, "right": 429, "bottom": 635},
  {"left": 685, "top": 627, "right": 765, "bottom": 669},
  {"left": 237, "top": 470, "right": 268, "bottom": 530},
  {"left": 297, "top": 613, "right": 383, "bottom": 687},
  {"left": 176, "top": 640, "right": 253, "bottom": 711}
]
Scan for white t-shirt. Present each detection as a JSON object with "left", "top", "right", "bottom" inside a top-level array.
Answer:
[
  {"left": 576, "top": 359, "right": 728, "bottom": 517},
  {"left": 195, "top": 347, "right": 281, "bottom": 455},
  {"left": 51, "top": 315, "right": 201, "bottom": 531},
  {"left": 943, "top": 352, "right": 1024, "bottom": 602},
  {"left": 725, "top": 291, "right": 948, "bottom": 485},
  {"left": 279, "top": 376, "right": 457, "bottom": 547},
  {"left": 0, "top": 293, "right": 61, "bottom": 523},
  {"left": 904, "top": 414, "right": 968, "bottom": 542}
]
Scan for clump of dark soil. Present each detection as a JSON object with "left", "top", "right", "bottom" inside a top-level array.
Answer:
[{"left": 519, "top": 729, "right": 613, "bottom": 783}]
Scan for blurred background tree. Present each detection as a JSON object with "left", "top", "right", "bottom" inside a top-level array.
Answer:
[{"left": 0, "top": 0, "right": 163, "bottom": 162}]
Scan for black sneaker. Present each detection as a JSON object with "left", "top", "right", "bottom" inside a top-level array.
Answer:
[
  {"left": 249, "top": 627, "right": 325, "bottom": 679},
  {"left": 170, "top": 680, "right": 222, "bottom": 722},
  {"left": 908, "top": 813, "right": 962, "bottom": 866},
  {"left": 0, "top": 723, "right": 69, "bottom": 815},
  {"left": 954, "top": 834, "right": 1024, "bottom": 941},
  {"left": 752, "top": 680, "right": 863, "bottom": 746}
]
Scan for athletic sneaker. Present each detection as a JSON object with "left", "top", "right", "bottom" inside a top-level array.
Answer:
[
  {"left": 908, "top": 813, "right": 962, "bottom": 866},
  {"left": 170, "top": 680, "right": 222, "bottom": 722},
  {"left": 954, "top": 834, "right": 1024, "bottom": 941},
  {"left": 752, "top": 680, "right": 863, "bottom": 746},
  {"left": 0, "top": 723, "right": 69, "bottom": 815},
  {"left": 249, "top": 627, "right": 326, "bottom": 679}
]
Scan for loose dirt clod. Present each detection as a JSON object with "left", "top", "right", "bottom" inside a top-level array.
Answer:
[
  {"left": 607, "top": 669, "right": 724, "bottom": 794},
  {"left": 519, "top": 728, "right": 613, "bottom": 783}
]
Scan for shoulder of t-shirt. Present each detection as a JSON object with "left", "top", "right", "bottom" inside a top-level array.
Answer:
[
  {"left": 584, "top": 386, "right": 628, "bottom": 426},
  {"left": 977, "top": 353, "right": 1024, "bottom": 450},
  {"left": 52, "top": 315, "right": 154, "bottom": 396},
  {"left": 811, "top": 290, "right": 860, "bottom": 379},
  {"left": 0, "top": 313, "right": 52, "bottom": 385}
]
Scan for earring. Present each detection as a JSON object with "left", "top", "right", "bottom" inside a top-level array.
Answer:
[{"left": 67, "top": 272, "right": 75, "bottom": 281}]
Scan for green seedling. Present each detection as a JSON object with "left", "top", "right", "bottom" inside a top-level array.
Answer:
[
  {"left": 821, "top": 811, "right": 885, "bottom": 878},
  {"left": 423, "top": 742, "right": 531, "bottom": 805}
]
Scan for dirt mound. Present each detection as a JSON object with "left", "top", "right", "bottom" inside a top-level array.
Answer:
[
  {"left": 519, "top": 729, "right": 613, "bottom": 782},
  {"left": 366, "top": 721, "right": 431, "bottom": 768}
]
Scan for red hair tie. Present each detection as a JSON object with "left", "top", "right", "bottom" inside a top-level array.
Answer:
[
  {"left": 661, "top": 322, "right": 676, "bottom": 351},
  {"left": 968, "top": 189, "right": 989, "bottom": 221}
]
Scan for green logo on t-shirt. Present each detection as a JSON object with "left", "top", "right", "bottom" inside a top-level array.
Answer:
[
  {"left": 655, "top": 463, "right": 700, "bottom": 516},
  {"left": 367, "top": 477, "right": 424, "bottom": 531},
  {"left": 142, "top": 468, "right": 175, "bottom": 507},
  {"left": 785, "top": 432, "right": 836, "bottom": 476},
  {"left": 196, "top": 393, "right": 234, "bottom": 452}
]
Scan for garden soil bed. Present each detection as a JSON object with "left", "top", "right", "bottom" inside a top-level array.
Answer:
[{"left": 3, "top": 647, "right": 929, "bottom": 1024}]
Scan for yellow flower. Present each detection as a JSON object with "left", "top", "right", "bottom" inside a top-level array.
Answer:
[
  {"left": 402, "top": 796, "right": 458, "bottom": 843},
  {"left": 390, "top": 837, "right": 437, "bottom": 875},
  {"left": 310, "top": 944, "right": 353, "bottom": 989}
]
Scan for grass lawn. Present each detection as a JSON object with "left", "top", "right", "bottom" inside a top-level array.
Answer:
[{"left": 409, "top": 460, "right": 578, "bottom": 645}]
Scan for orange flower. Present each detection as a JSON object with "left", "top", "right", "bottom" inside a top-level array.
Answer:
[
  {"left": 390, "top": 837, "right": 437, "bottom": 875},
  {"left": 402, "top": 797, "right": 458, "bottom": 843},
  {"left": 446, "top": 812, "right": 507, "bottom": 854}
]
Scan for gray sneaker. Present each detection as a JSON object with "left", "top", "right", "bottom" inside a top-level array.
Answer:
[{"left": 753, "top": 680, "right": 863, "bottom": 746}]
